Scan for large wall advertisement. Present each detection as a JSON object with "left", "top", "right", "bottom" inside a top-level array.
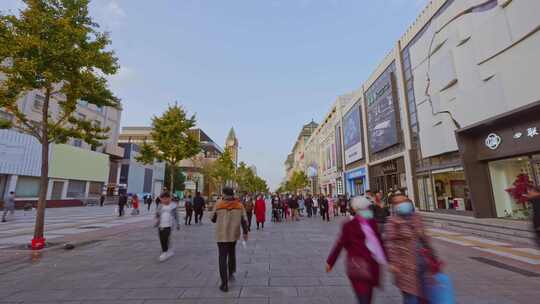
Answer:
[
  {"left": 366, "top": 64, "right": 400, "bottom": 153},
  {"left": 343, "top": 104, "right": 363, "bottom": 164}
]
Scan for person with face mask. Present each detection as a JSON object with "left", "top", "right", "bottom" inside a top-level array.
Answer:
[
  {"left": 385, "top": 194, "right": 434, "bottom": 304},
  {"left": 326, "top": 196, "right": 387, "bottom": 304}
]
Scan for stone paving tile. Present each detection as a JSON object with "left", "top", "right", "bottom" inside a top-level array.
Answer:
[
  {"left": 2, "top": 210, "right": 540, "bottom": 303},
  {"left": 240, "top": 287, "right": 298, "bottom": 298}
]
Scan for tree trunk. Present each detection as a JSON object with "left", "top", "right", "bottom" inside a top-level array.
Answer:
[
  {"left": 33, "top": 89, "right": 50, "bottom": 249},
  {"left": 169, "top": 165, "right": 175, "bottom": 193}
]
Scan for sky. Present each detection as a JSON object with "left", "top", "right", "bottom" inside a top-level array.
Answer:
[{"left": 1, "top": 0, "right": 429, "bottom": 190}]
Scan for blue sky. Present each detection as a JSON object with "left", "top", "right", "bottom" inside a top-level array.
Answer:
[{"left": 2, "top": 0, "right": 428, "bottom": 190}]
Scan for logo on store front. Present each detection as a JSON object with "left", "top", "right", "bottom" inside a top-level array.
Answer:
[
  {"left": 513, "top": 132, "right": 523, "bottom": 139},
  {"left": 485, "top": 133, "right": 502, "bottom": 150}
]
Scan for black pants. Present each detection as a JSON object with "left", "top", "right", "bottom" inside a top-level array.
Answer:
[
  {"left": 217, "top": 242, "right": 237, "bottom": 285},
  {"left": 256, "top": 221, "right": 264, "bottom": 229},
  {"left": 185, "top": 210, "right": 193, "bottom": 225},
  {"left": 246, "top": 211, "right": 253, "bottom": 230},
  {"left": 195, "top": 209, "right": 203, "bottom": 223},
  {"left": 321, "top": 209, "right": 329, "bottom": 221},
  {"left": 306, "top": 206, "right": 312, "bottom": 217},
  {"left": 118, "top": 204, "right": 125, "bottom": 217},
  {"left": 159, "top": 227, "right": 171, "bottom": 252},
  {"left": 147, "top": 203, "right": 151, "bottom": 211},
  {"left": 312, "top": 207, "right": 318, "bottom": 216}
]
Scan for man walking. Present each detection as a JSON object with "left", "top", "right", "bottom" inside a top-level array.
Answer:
[
  {"left": 243, "top": 194, "right": 254, "bottom": 230},
  {"left": 211, "top": 187, "right": 249, "bottom": 292},
  {"left": 320, "top": 195, "right": 330, "bottom": 222},
  {"left": 305, "top": 194, "right": 313, "bottom": 218},
  {"left": 2, "top": 191, "right": 16, "bottom": 222},
  {"left": 193, "top": 192, "right": 206, "bottom": 224},
  {"left": 118, "top": 192, "right": 127, "bottom": 217}
]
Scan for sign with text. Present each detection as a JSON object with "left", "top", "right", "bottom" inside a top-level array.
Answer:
[
  {"left": 343, "top": 104, "right": 363, "bottom": 164},
  {"left": 366, "top": 65, "right": 400, "bottom": 153}
]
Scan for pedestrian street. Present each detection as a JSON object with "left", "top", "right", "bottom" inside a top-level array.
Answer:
[{"left": 1, "top": 210, "right": 540, "bottom": 304}]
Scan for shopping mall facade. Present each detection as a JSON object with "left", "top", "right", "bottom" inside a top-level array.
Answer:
[{"left": 285, "top": 0, "right": 540, "bottom": 219}]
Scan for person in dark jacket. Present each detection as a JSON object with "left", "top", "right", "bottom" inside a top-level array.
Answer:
[
  {"left": 193, "top": 192, "right": 206, "bottom": 224},
  {"left": 525, "top": 186, "right": 540, "bottom": 248},
  {"left": 327, "top": 196, "right": 387, "bottom": 304},
  {"left": 118, "top": 192, "right": 127, "bottom": 217},
  {"left": 319, "top": 195, "right": 330, "bottom": 222},
  {"left": 100, "top": 194, "right": 105, "bottom": 207},
  {"left": 185, "top": 195, "right": 193, "bottom": 225},
  {"left": 305, "top": 195, "right": 314, "bottom": 218}
]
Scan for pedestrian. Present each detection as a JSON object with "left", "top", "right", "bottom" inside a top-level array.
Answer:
[
  {"left": 283, "top": 198, "right": 290, "bottom": 222},
  {"left": 193, "top": 191, "right": 206, "bottom": 224},
  {"left": 313, "top": 195, "right": 319, "bottom": 216},
  {"left": 290, "top": 195, "right": 299, "bottom": 221},
  {"left": 211, "top": 187, "right": 249, "bottom": 292},
  {"left": 145, "top": 195, "right": 153, "bottom": 211},
  {"left": 99, "top": 193, "right": 105, "bottom": 207},
  {"left": 373, "top": 191, "right": 390, "bottom": 232},
  {"left": 131, "top": 194, "right": 140, "bottom": 215},
  {"left": 155, "top": 195, "right": 161, "bottom": 209},
  {"left": 2, "top": 191, "right": 16, "bottom": 222},
  {"left": 329, "top": 195, "right": 338, "bottom": 217},
  {"left": 185, "top": 195, "right": 193, "bottom": 225},
  {"left": 339, "top": 195, "right": 348, "bottom": 216},
  {"left": 326, "top": 196, "right": 387, "bottom": 304},
  {"left": 298, "top": 195, "right": 305, "bottom": 217},
  {"left": 155, "top": 192, "right": 180, "bottom": 262},
  {"left": 272, "top": 195, "right": 280, "bottom": 222},
  {"left": 118, "top": 192, "right": 127, "bottom": 217},
  {"left": 255, "top": 194, "right": 266, "bottom": 230},
  {"left": 243, "top": 194, "right": 254, "bottom": 230},
  {"left": 320, "top": 195, "right": 330, "bottom": 222},
  {"left": 525, "top": 186, "right": 540, "bottom": 248},
  {"left": 305, "top": 194, "right": 313, "bottom": 218},
  {"left": 385, "top": 193, "right": 437, "bottom": 304}
]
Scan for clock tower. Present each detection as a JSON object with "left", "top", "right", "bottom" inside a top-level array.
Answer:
[{"left": 225, "top": 127, "right": 239, "bottom": 167}]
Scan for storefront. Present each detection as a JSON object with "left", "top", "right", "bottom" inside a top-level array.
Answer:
[
  {"left": 457, "top": 102, "right": 540, "bottom": 218},
  {"left": 369, "top": 157, "right": 407, "bottom": 195},
  {"left": 345, "top": 167, "right": 367, "bottom": 196}
]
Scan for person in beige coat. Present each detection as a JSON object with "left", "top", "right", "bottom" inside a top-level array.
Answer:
[{"left": 211, "top": 187, "right": 249, "bottom": 292}]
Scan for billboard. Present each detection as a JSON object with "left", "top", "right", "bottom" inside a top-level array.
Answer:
[
  {"left": 343, "top": 104, "right": 363, "bottom": 164},
  {"left": 366, "top": 65, "right": 400, "bottom": 153}
]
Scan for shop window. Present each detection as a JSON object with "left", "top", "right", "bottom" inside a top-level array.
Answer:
[
  {"left": 67, "top": 180, "right": 86, "bottom": 198},
  {"left": 489, "top": 157, "right": 535, "bottom": 219},
  {"left": 88, "top": 182, "right": 103, "bottom": 196},
  {"left": 15, "top": 177, "right": 41, "bottom": 198},
  {"left": 432, "top": 170, "right": 472, "bottom": 211}
]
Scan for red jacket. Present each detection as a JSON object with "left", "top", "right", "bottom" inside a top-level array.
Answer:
[
  {"left": 254, "top": 199, "right": 266, "bottom": 223},
  {"left": 327, "top": 217, "right": 383, "bottom": 294}
]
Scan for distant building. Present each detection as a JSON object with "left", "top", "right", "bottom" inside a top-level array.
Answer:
[
  {"left": 0, "top": 93, "right": 122, "bottom": 207},
  {"left": 118, "top": 127, "right": 223, "bottom": 198}
]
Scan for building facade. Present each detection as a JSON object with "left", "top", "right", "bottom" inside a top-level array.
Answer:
[
  {"left": 286, "top": 0, "right": 540, "bottom": 219},
  {"left": 0, "top": 90, "right": 123, "bottom": 207}
]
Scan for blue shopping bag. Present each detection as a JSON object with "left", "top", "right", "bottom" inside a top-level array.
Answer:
[{"left": 427, "top": 272, "right": 455, "bottom": 304}]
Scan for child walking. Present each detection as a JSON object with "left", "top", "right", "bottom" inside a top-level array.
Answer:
[{"left": 155, "top": 192, "right": 180, "bottom": 262}]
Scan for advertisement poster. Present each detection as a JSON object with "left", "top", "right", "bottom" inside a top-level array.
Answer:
[
  {"left": 366, "top": 66, "right": 399, "bottom": 153},
  {"left": 343, "top": 104, "right": 363, "bottom": 164},
  {"left": 335, "top": 124, "right": 343, "bottom": 170}
]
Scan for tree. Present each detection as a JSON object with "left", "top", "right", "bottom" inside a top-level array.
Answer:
[
  {"left": 0, "top": 0, "right": 120, "bottom": 249},
  {"left": 205, "top": 150, "right": 236, "bottom": 192},
  {"left": 136, "top": 104, "right": 201, "bottom": 192},
  {"left": 287, "top": 171, "right": 309, "bottom": 193},
  {"left": 164, "top": 164, "right": 186, "bottom": 193}
]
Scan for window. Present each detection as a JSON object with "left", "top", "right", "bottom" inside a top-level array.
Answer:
[
  {"left": 88, "top": 182, "right": 103, "bottom": 196},
  {"left": 33, "top": 94, "right": 45, "bottom": 111},
  {"left": 73, "top": 139, "right": 82, "bottom": 147},
  {"left": 78, "top": 99, "right": 88, "bottom": 107},
  {"left": 78, "top": 113, "right": 86, "bottom": 120},
  {"left": 15, "top": 177, "right": 41, "bottom": 198},
  {"left": 67, "top": 180, "right": 86, "bottom": 198},
  {"left": 96, "top": 105, "right": 104, "bottom": 113}
]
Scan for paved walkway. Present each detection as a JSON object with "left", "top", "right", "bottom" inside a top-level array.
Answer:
[{"left": 1, "top": 209, "right": 540, "bottom": 303}]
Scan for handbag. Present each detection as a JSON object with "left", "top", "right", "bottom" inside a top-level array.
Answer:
[
  {"left": 427, "top": 272, "right": 456, "bottom": 304},
  {"left": 346, "top": 255, "right": 372, "bottom": 281}
]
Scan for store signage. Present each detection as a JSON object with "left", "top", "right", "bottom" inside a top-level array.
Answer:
[
  {"left": 485, "top": 133, "right": 502, "bottom": 150},
  {"left": 527, "top": 127, "right": 539, "bottom": 138},
  {"left": 346, "top": 167, "right": 366, "bottom": 180},
  {"left": 366, "top": 64, "right": 400, "bottom": 153},
  {"left": 343, "top": 104, "right": 363, "bottom": 164},
  {"left": 382, "top": 161, "right": 398, "bottom": 174}
]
